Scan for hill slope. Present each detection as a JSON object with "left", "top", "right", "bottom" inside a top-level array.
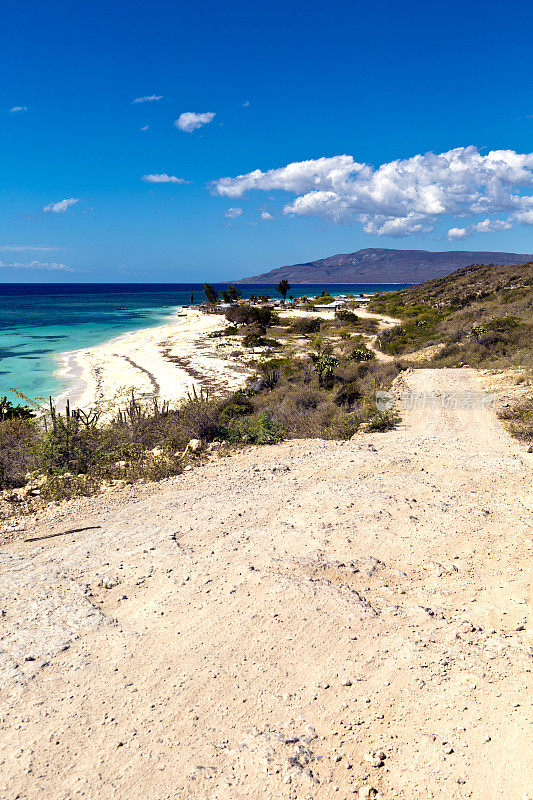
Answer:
[
  {"left": 370, "top": 260, "right": 533, "bottom": 370},
  {"left": 236, "top": 247, "right": 533, "bottom": 284}
]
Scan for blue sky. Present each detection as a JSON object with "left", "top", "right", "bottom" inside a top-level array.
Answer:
[{"left": 1, "top": 0, "right": 533, "bottom": 282}]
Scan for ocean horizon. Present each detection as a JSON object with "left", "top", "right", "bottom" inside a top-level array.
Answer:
[{"left": 0, "top": 282, "right": 408, "bottom": 404}]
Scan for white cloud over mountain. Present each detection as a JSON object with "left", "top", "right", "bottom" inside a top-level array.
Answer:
[
  {"left": 212, "top": 147, "right": 533, "bottom": 238},
  {"left": 43, "top": 198, "right": 80, "bottom": 213},
  {"left": 175, "top": 112, "right": 215, "bottom": 133},
  {"left": 142, "top": 174, "right": 187, "bottom": 184}
]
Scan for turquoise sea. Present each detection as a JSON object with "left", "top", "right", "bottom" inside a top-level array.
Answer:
[{"left": 0, "top": 283, "right": 408, "bottom": 404}]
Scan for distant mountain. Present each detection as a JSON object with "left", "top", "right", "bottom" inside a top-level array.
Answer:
[{"left": 236, "top": 248, "right": 533, "bottom": 285}]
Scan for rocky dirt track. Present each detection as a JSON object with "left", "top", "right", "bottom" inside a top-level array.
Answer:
[{"left": 0, "top": 368, "right": 531, "bottom": 799}]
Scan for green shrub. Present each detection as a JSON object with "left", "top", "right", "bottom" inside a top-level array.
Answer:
[
  {"left": 365, "top": 410, "right": 401, "bottom": 431},
  {"left": 40, "top": 420, "right": 117, "bottom": 475},
  {"left": 485, "top": 316, "right": 520, "bottom": 332},
  {"left": 225, "top": 304, "right": 274, "bottom": 327},
  {"left": 350, "top": 346, "right": 374, "bottom": 362},
  {"left": 336, "top": 310, "right": 378, "bottom": 332},
  {"left": 312, "top": 354, "right": 338, "bottom": 387},
  {"left": 209, "top": 325, "right": 239, "bottom": 338},
  {"left": 219, "top": 394, "right": 254, "bottom": 420},
  {"left": 377, "top": 313, "right": 443, "bottom": 354},
  {"left": 290, "top": 317, "right": 322, "bottom": 334},
  {"left": 0, "top": 397, "right": 35, "bottom": 421},
  {"left": 224, "top": 413, "right": 284, "bottom": 444},
  {"left": 334, "top": 382, "right": 363, "bottom": 407}
]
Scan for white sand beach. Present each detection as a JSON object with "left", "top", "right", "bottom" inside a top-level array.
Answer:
[
  {"left": 55, "top": 308, "right": 253, "bottom": 411},
  {"left": 53, "top": 304, "right": 391, "bottom": 412}
]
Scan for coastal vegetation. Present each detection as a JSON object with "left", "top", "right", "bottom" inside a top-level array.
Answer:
[
  {"left": 2, "top": 261, "right": 532, "bottom": 514},
  {"left": 0, "top": 300, "right": 401, "bottom": 509}
]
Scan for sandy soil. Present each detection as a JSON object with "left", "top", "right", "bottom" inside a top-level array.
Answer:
[
  {"left": 0, "top": 368, "right": 531, "bottom": 799},
  {"left": 56, "top": 309, "right": 252, "bottom": 410}
]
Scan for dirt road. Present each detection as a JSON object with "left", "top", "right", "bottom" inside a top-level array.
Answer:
[{"left": 0, "top": 369, "right": 531, "bottom": 799}]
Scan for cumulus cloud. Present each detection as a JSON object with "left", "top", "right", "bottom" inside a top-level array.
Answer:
[
  {"left": 224, "top": 207, "right": 243, "bottom": 219},
  {"left": 212, "top": 147, "right": 533, "bottom": 238},
  {"left": 140, "top": 125, "right": 149, "bottom": 131},
  {"left": 261, "top": 211, "right": 274, "bottom": 220},
  {"left": 141, "top": 173, "right": 188, "bottom": 184},
  {"left": 447, "top": 227, "right": 469, "bottom": 241},
  {"left": 516, "top": 210, "right": 533, "bottom": 225},
  {"left": 447, "top": 216, "right": 514, "bottom": 240},
  {"left": 175, "top": 112, "right": 215, "bottom": 133},
  {"left": 0, "top": 260, "right": 73, "bottom": 271},
  {"left": 473, "top": 218, "right": 513, "bottom": 233},
  {"left": 9, "top": 105, "right": 27, "bottom": 113},
  {"left": 132, "top": 95, "right": 162, "bottom": 103},
  {"left": 43, "top": 198, "right": 80, "bottom": 213}
]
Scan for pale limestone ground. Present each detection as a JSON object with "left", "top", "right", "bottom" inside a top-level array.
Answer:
[{"left": 0, "top": 368, "right": 531, "bottom": 800}]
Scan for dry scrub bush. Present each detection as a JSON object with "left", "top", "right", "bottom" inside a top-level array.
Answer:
[
  {"left": 0, "top": 419, "right": 38, "bottom": 487},
  {"left": 498, "top": 398, "right": 533, "bottom": 443}
]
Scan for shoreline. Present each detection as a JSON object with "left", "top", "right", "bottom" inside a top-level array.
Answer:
[
  {"left": 54, "top": 307, "right": 252, "bottom": 411},
  {"left": 51, "top": 294, "right": 390, "bottom": 412}
]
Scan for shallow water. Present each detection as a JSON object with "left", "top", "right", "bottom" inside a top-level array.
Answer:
[{"left": 0, "top": 282, "right": 407, "bottom": 403}]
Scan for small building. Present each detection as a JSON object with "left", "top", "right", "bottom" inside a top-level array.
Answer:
[
  {"left": 199, "top": 302, "right": 233, "bottom": 314},
  {"left": 314, "top": 300, "right": 346, "bottom": 311}
]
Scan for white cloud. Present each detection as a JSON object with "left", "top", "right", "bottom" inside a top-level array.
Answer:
[
  {"left": 447, "top": 216, "right": 514, "bottom": 240},
  {"left": 43, "top": 198, "right": 80, "bottom": 214},
  {"left": 141, "top": 173, "right": 187, "bottom": 184},
  {"left": 9, "top": 105, "right": 27, "bottom": 113},
  {"left": 140, "top": 125, "right": 149, "bottom": 131},
  {"left": 225, "top": 207, "right": 243, "bottom": 219},
  {"left": 0, "top": 260, "right": 73, "bottom": 271},
  {"left": 212, "top": 147, "right": 533, "bottom": 238},
  {"left": 260, "top": 211, "right": 274, "bottom": 220},
  {"left": 447, "top": 227, "right": 469, "bottom": 241},
  {"left": 175, "top": 112, "right": 215, "bottom": 133},
  {"left": 515, "top": 209, "right": 533, "bottom": 225},
  {"left": 242, "top": 101, "right": 250, "bottom": 107},
  {"left": 0, "top": 244, "right": 59, "bottom": 252},
  {"left": 472, "top": 218, "right": 513, "bottom": 233},
  {"left": 132, "top": 95, "right": 162, "bottom": 103}
]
